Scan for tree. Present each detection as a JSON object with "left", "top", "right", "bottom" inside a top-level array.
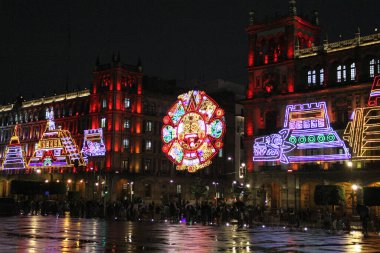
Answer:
[
  {"left": 314, "top": 185, "right": 346, "bottom": 207},
  {"left": 190, "top": 178, "right": 208, "bottom": 202},
  {"left": 363, "top": 187, "right": 380, "bottom": 206}
]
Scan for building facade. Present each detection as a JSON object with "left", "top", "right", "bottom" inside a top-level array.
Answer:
[
  {"left": 0, "top": 55, "right": 241, "bottom": 204},
  {"left": 243, "top": 1, "right": 380, "bottom": 214}
]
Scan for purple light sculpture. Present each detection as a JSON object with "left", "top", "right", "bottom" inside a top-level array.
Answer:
[{"left": 253, "top": 102, "right": 351, "bottom": 164}]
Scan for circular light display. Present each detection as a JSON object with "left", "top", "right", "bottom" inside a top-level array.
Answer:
[{"left": 162, "top": 90, "right": 226, "bottom": 172}]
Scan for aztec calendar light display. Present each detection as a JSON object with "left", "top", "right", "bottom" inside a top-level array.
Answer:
[{"left": 162, "top": 90, "right": 226, "bottom": 172}]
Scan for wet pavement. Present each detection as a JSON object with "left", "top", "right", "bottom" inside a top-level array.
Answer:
[{"left": 0, "top": 216, "right": 379, "bottom": 252}]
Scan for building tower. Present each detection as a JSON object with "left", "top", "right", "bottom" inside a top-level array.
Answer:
[
  {"left": 244, "top": 0, "right": 321, "bottom": 172},
  {"left": 89, "top": 54, "right": 143, "bottom": 172}
]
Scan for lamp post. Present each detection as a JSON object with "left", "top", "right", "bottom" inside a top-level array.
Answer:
[
  {"left": 352, "top": 184, "right": 358, "bottom": 215},
  {"left": 212, "top": 181, "right": 219, "bottom": 205}
]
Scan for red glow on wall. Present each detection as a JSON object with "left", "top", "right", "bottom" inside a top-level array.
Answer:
[
  {"left": 115, "top": 117, "right": 120, "bottom": 131},
  {"left": 288, "top": 80, "right": 294, "bottom": 93},
  {"left": 247, "top": 160, "right": 254, "bottom": 173},
  {"left": 106, "top": 136, "right": 111, "bottom": 151},
  {"left": 108, "top": 98, "right": 112, "bottom": 110},
  {"left": 93, "top": 85, "right": 97, "bottom": 94},
  {"left": 136, "top": 100, "right": 142, "bottom": 114},
  {"left": 135, "top": 120, "right": 141, "bottom": 134},
  {"left": 248, "top": 51, "right": 254, "bottom": 66},
  {"left": 246, "top": 121, "right": 254, "bottom": 136},
  {"left": 135, "top": 142, "right": 140, "bottom": 154},
  {"left": 264, "top": 55, "right": 268, "bottom": 64},
  {"left": 115, "top": 95, "right": 121, "bottom": 110},
  {"left": 137, "top": 80, "right": 142, "bottom": 95},
  {"left": 274, "top": 52, "right": 278, "bottom": 62},
  {"left": 287, "top": 47, "right": 294, "bottom": 59},
  {"left": 116, "top": 81, "right": 121, "bottom": 91},
  {"left": 107, "top": 119, "right": 112, "bottom": 131},
  {"left": 114, "top": 142, "right": 119, "bottom": 152},
  {"left": 247, "top": 77, "right": 254, "bottom": 99},
  {"left": 109, "top": 80, "right": 113, "bottom": 91}
]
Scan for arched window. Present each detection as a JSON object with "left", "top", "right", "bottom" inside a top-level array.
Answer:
[
  {"left": 319, "top": 69, "right": 324, "bottom": 85},
  {"left": 350, "top": 63, "right": 356, "bottom": 81},
  {"left": 370, "top": 59, "right": 380, "bottom": 78}
]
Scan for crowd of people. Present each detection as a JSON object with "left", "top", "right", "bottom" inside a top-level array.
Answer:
[{"left": 14, "top": 198, "right": 380, "bottom": 235}]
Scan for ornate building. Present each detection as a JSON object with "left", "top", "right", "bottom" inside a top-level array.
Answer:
[
  {"left": 243, "top": 1, "right": 380, "bottom": 213},
  {"left": 0, "top": 55, "right": 240, "bottom": 203}
]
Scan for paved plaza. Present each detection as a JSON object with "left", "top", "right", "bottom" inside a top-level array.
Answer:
[{"left": 0, "top": 216, "right": 378, "bottom": 252}]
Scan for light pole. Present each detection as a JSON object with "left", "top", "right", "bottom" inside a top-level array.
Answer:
[
  {"left": 212, "top": 181, "right": 219, "bottom": 205},
  {"left": 352, "top": 184, "right": 358, "bottom": 215}
]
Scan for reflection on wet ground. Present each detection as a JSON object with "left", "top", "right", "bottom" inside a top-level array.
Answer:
[{"left": 0, "top": 216, "right": 379, "bottom": 252}]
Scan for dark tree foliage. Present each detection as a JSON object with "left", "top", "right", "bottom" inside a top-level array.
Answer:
[
  {"left": 314, "top": 185, "right": 345, "bottom": 206},
  {"left": 363, "top": 187, "right": 380, "bottom": 206}
]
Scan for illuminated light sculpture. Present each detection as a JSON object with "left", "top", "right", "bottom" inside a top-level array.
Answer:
[
  {"left": 28, "top": 111, "right": 85, "bottom": 169},
  {"left": 162, "top": 90, "right": 226, "bottom": 172},
  {"left": 344, "top": 75, "right": 380, "bottom": 160},
  {"left": 2, "top": 126, "right": 27, "bottom": 170},
  {"left": 253, "top": 101, "right": 351, "bottom": 164},
  {"left": 81, "top": 128, "right": 106, "bottom": 162}
]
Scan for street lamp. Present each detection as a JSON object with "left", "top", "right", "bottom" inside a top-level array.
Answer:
[
  {"left": 212, "top": 181, "right": 219, "bottom": 204},
  {"left": 352, "top": 184, "right": 358, "bottom": 215},
  {"left": 239, "top": 163, "right": 246, "bottom": 179}
]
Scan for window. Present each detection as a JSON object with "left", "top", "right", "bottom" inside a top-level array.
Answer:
[
  {"left": 123, "top": 138, "right": 129, "bottom": 149},
  {"left": 124, "top": 98, "right": 131, "bottom": 109},
  {"left": 370, "top": 59, "right": 380, "bottom": 78},
  {"left": 176, "top": 185, "right": 182, "bottom": 194},
  {"left": 307, "top": 70, "right": 316, "bottom": 85},
  {"left": 124, "top": 119, "right": 130, "bottom": 129},
  {"left": 307, "top": 70, "right": 312, "bottom": 85},
  {"left": 350, "top": 63, "right": 356, "bottom": 81},
  {"left": 144, "top": 159, "right": 152, "bottom": 172},
  {"left": 145, "top": 121, "right": 153, "bottom": 132},
  {"left": 122, "top": 159, "right": 129, "bottom": 169},
  {"left": 145, "top": 140, "right": 152, "bottom": 151},
  {"left": 319, "top": 69, "right": 324, "bottom": 85},
  {"left": 100, "top": 117, "right": 106, "bottom": 128},
  {"left": 144, "top": 184, "right": 151, "bottom": 197},
  {"left": 337, "top": 65, "right": 346, "bottom": 83},
  {"left": 102, "top": 99, "right": 107, "bottom": 108}
]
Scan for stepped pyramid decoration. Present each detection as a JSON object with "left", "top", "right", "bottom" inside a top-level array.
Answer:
[
  {"left": 162, "top": 90, "right": 226, "bottom": 172},
  {"left": 2, "top": 125, "right": 27, "bottom": 170},
  {"left": 343, "top": 75, "right": 380, "bottom": 160},
  {"left": 81, "top": 128, "right": 106, "bottom": 163},
  {"left": 28, "top": 111, "right": 85, "bottom": 169},
  {"left": 253, "top": 101, "right": 351, "bottom": 164}
]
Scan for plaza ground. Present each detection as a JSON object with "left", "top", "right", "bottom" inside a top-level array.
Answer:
[{"left": 0, "top": 215, "right": 379, "bottom": 252}]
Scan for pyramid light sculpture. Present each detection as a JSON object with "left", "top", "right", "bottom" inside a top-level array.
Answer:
[
  {"left": 2, "top": 125, "right": 27, "bottom": 170},
  {"left": 28, "top": 111, "right": 85, "bottom": 169},
  {"left": 343, "top": 75, "right": 380, "bottom": 160}
]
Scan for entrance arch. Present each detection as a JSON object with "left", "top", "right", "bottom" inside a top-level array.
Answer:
[
  {"left": 260, "top": 182, "right": 281, "bottom": 210},
  {"left": 300, "top": 182, "right": 318, "bottom": 210}
]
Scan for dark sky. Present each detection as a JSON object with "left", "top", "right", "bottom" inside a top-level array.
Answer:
[{"left": 0, "top": 0, "right": 379, "bottom": 102}]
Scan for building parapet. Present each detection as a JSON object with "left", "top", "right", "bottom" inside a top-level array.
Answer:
[{"left": 296, "top": 32, "right": 380, "bottom": 58}]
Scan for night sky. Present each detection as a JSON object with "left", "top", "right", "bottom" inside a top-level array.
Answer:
[{"left": 0, "top": 0, "right": 379, "bottom": 102}]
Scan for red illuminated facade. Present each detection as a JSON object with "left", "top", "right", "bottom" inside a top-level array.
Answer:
[{"left": 243, "top": 1, "right": 380, "bottom": 212}]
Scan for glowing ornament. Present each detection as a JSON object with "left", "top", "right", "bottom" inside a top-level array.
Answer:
[
  {"left": 81, "top": 128, "right": 106, "bottom": 163},
  {"left": 2, "top": 126, "right": 27, "bottom": 170},
  {"left": 253, "top": 101, "right": 350, "bottom": 164},
  {"left": 162, "top": 90, "right": 226, "bottom": 172},
  {"left": 28, "top": 111, "right": 85, "bottom": 169},
  {"left": 344, "top": 76, "right": 380, "bottom": 160}
]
